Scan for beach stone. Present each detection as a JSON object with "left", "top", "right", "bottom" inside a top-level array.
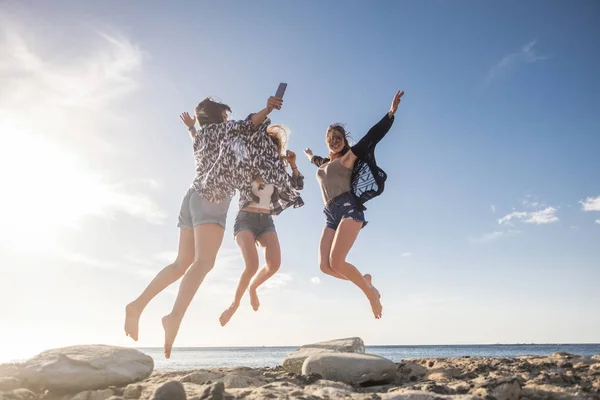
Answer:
[
  {"left": 551, "top": 352, "right": 575, "bottom": 359},
  {"left": 238, "top": 381, "right": 301, "bottom": 400},
  {"left": 150, "top": 380, "right": 187, "bottom": 400},
  {"left": 0, "top": 377, "right": 22, "bottom": 391},
  {"left": 18, "top": 345, "right": 153, "bottom": 392},
  {"left": 0, "top": 388, "right": 38, "bottom": 400},
  {"left": 122, "top": 383, "right": 143, "bottom": 399},
  {"left": 181, "top": 371, "right": 223, "bottom": 385},
  {"left": 302, "top": 352, "right": 397, "bottom": 386},
  {"left": 219, "top": 374, "right": 264, "bottom": 389},
  {"left": 381, "top": 391, "right": 483, "bottom": 399},
  {"left": 397, "top": 361, "right": 428, "bottom": 381},
  {"left": 282, "top": 337, "right": 365, "bottom": 374},
  {"left": 70, "top": 389, "right": 114, "bottom": 400}
]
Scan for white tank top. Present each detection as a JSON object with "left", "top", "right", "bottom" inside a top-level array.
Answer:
[{"left": 247, "top": 178, "right": 274, "bottom": 210}]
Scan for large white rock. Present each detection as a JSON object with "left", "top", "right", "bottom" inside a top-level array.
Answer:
[
  {"left": 282, "top": 337, "right": 365, "bottom": 374},
  {"left": 302, "top": 352, "right": 397, "bottom": 386},
  {"left": 18, "top": 345, "right": 153, "bottom": 392}
]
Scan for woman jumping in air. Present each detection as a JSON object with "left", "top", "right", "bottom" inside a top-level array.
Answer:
[
  {"left": 125, "top": 94, "right": 301, "bottom": 358},
  {"left": 303, "top": 90, "right": 404, "bottom": 319},
  {"left": 218, "top": 125, "right": 304, "bottom": 326}
]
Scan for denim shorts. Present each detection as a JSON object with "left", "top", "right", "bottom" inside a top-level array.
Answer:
[
  {"left": 177, "top": 187, "right": 232, "bottom": 229},
  {"left": 324, "top": 192, "right": 367, "bottom": 231},
  {"left": 234, "top": 210, "right": 276, "bottom": 239}
]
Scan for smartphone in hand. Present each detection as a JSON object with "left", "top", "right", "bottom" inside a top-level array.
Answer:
[{"left": 275, "top": 82, "right": 287, "bottom": 98}]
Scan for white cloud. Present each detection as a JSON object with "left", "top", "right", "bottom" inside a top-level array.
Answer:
[
  {"left": 595, "top": 219, "right": 600, "bottom": 225},
  {"left": 311, "top": 277, "right": 321, "bottom": 284},
  {"left": 0, "top": 23, "right": 142, "bottom": 110},
  {"left": 491, "top": 205, "right": 496, "bottom": 214},
  {"left": 498, "top": 211, "right": 528, "bottom": 225},
  {"left": 580, "top": 196, "right": 600, "bottom": 211},
  {"left": 471, "top": 230, "right": 521, "bottom": 244},
  {"left": 498, "top": 207, "right": 558, "bottom": 225},
  {"left": 526, "top": 207, "right": 559, "bottom": 224},
  {"left": 487, "top": 40, "right": 548, "bottom": 82},
  {"left": 401, "top": 252, "right": 412, "bottom": 258}
]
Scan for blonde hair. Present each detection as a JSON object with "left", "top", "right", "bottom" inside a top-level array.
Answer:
[{"left": 267, "top": 124, "right": 289, "bottom": 157}]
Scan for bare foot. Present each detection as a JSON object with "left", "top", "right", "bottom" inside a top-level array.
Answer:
[
  {"left": 367, "top": 289, "right": 383, "bottom": 319},
  {"left": 219, "top": 304, "right": 238, "bottom": 326},
  {"left": 124, "top": 302, "right": 141, "bottom": 341},
  {"left": 249, "top": 287, "right": 260, "bottom": 311},
  {"left": 364, "top": 274, "right": 381, "bottom": 298},
  {"left": 162, "top": 313, "right": 182, "bottom": 359}
]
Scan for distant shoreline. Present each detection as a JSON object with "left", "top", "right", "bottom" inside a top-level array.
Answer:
[{"left": 135, "top": 343, "right": 600, "bottom": 350}]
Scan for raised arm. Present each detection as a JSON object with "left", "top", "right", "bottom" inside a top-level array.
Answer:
[
  {"left": 342, "top": 90, "right": 404, "bottom": 166},
  {"left": 180, "top": 112, "right": 197, "bottom": 139},
  {"left": 251, "top": 96, "right": 283, "bottom": 126}
]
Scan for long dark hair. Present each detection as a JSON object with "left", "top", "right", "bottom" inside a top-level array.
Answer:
[
  {"left": 326, "top": 123, "right": 351, "bottom": 159},
  {"left": 194, "top": 97, "right": 232, "bottom": 126}
]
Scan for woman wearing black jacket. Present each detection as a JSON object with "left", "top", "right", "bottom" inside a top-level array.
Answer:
[{"left": 303, "top": 90, "right": 404, "bottom": 319}]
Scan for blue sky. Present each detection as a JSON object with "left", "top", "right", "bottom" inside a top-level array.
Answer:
[{"left": 1, "top": 1, "right": 599, "bottom": 362}]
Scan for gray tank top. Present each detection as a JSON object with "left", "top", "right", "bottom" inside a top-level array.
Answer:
[{"left": 316, "top": 158, "right": 352, "bottom": 204}]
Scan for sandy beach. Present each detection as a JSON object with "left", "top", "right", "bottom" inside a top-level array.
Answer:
[{"left": 1, "top": 339, "right": 599, "bottom": 400}]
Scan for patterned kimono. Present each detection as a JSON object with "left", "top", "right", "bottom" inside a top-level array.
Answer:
[{"left": 189, "top": 115, "right": 303, "bottom": 214}]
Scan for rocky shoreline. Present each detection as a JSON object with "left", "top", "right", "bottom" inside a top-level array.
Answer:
[{"left": 1, "top": 339, "right": 599, "bottom": 399}]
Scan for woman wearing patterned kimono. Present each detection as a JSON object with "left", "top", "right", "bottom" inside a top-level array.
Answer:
[
  {"left": 125, "top": 95, "right": 301, "bottom": 358},
  {"left": 219, "top": 125, "right": 304, "bottom": 327},
  {"left": 303, "top": 90, "right": 404, "bottom": 320}
]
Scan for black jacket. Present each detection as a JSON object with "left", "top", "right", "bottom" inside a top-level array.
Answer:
[{"left": 311, "top": 113, "right": 395, "bottom": 209}]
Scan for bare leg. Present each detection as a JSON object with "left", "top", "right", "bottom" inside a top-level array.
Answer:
[
  {"left": 125, "top": 228, "right": 194, "bottom": 341},
  {"left": 219, "top": 231, "right": 259, "bottom": 326},
  {"left": 330, "top": 218, "right": 383, "bottom": 319},
  {"left": 319, "top": 227, "right": 348, "bottom": 280},
  {"left": 248, "top": 231, "right": 281, "bottom": 311},
  {"left": 162, "top": 223, "right": 225, "bottom": 358}
]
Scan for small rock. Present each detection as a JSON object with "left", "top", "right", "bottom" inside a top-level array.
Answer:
[
  {"left": 397, "top": 361, "right": 428, "bottom": 381},
  {"left": 473, "top": 377, "right": 521, "bottom": 400},
  {"left": 490, "top": 380, "right": 520, "bottom": 400},
  {"left": 302, "top": 352, "right": 397, "bottom": 386},
  {"left": 551, "top": 352, "right": 574, "bottom": 359},
  {"left": 282, "top": 337, "right": 365, "bottom": 374},
  {"left": 180, "top": 371, "right": 222, "bottom": 385},
  {"left": 71, "top": 389, "right": 114, "bottom": 400},
  {"left": 558, "top": 361, "right": 573, "bottom": 369},
  {"left": 297, "top": 373, "right": 322, "bottom": 385},
  {"left": 0, "top": 388, "right": 38, "bottom": 400},
  {"left": 150, "top": 380, "right": 186, "bottom": 400},
  {"left": 380, "top": 390, "right": 482, "bottom": 399},
  {"left": 123, "top": 384, "right": 143, "bottom": 399},
  {"left": 0, "top": 377, "right": 22, "bottom": 391},
  {"left": 219, "top": 374, "right": 263, "bottom": 389},
  {"left": 198, "top": 381, "right": 225, "bottom": 400}
]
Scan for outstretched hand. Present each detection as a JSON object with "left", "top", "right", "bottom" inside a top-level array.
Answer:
[
  {"left": 180, "top": 112, "right": 196, "bottom": 128},
  {"left": 303, "top": 148, "right": 313, "bottom": 158},
  {"left": 388, "top": 90, "right": 404, "bottom": 116}
]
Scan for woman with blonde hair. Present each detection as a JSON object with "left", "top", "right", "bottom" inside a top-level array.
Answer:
[{"left": 219, "top": 124, "right": 304, "bottom": 326}]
